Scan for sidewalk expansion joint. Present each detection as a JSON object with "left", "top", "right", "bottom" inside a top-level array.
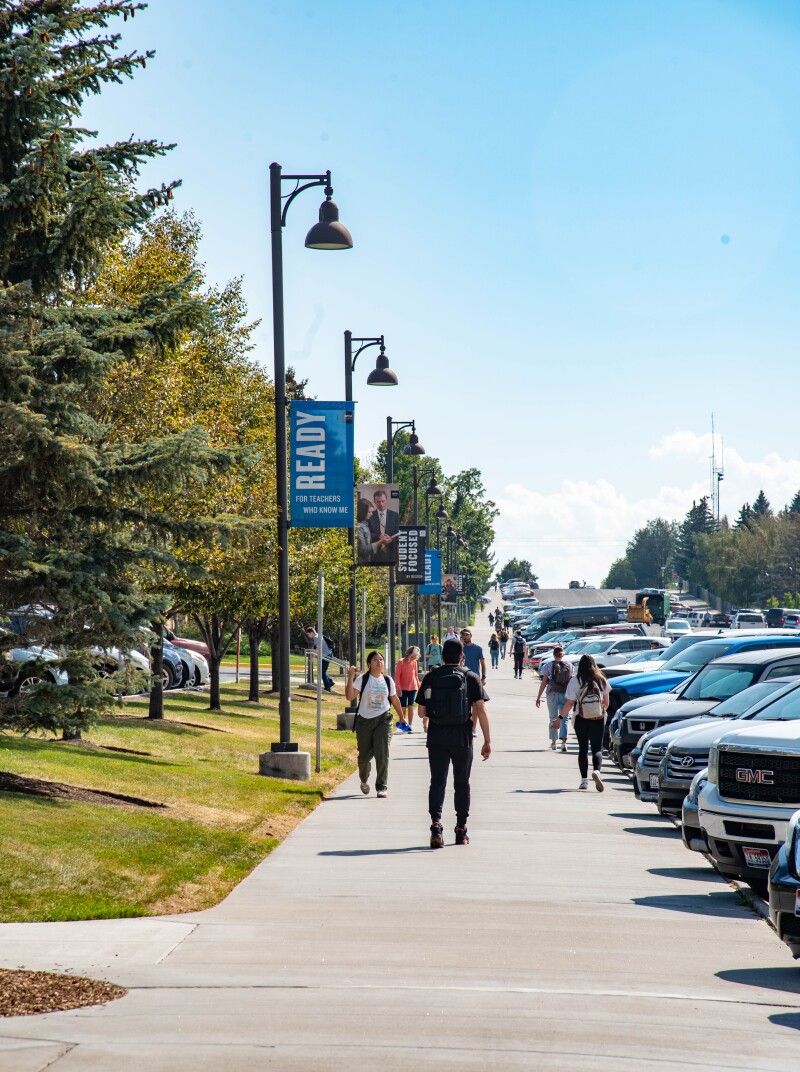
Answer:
[
  {"left": 153, "top": 922, "right": 199, "bottom": 964},
  {"left": 117, "top": 982, "right": 800, "bottom": 1010}
]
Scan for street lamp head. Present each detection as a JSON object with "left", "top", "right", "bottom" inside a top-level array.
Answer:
[
  {"left": 404, "top": 431, "right": 425, "bottom": 456},
  {"left": 446, "top": 526, "right": 455, "bottom": 539},
  {"left": 305, "top": 196, "right": 353, "bottom": 250},
  {"left": 426, "top": 476, "right": 443, "bottom": 497},
  {"left": 436, "top": 504, "right": 448, "bottom": 520},
  {"left": 366, "top": 347, "right": 398, "bottom": 386}
]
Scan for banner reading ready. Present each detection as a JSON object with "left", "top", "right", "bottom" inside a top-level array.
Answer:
[
  {"left": 290, "top": 401, "right": 354, "bottom": 528},
  {"left": 419, "top": 550, "right": 442, "bottom": 594}
]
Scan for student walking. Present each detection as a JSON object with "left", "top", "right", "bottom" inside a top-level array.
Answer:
[
  {"left": 512, "top": 629, "right": 526, "bottom": 678},
  {"left": 425, "top": 634, "right": 442, "bottom": 669},
  {"left": 394, "top": 646, "right": 421, "bottom": 732},
  {"left": 417, "top": 638, "right": 491, "bottom": 848},
  {"left": 345, "top": 653, "right": 404, "bottom": 797},
  {"left": 488, "top": 631, "right": 500, "bottom": 668},
  {"left": 499, "top": 627, "right": 509, "bottom": 660},
  {"left": 535, "top": 644, "right": 573, "bottom": 751},
  {"left": 488, "top": 611, "right": 495, "bottom": 628},
  {"left": 555, "top": 654, "right": 610, "bottom": 791}
]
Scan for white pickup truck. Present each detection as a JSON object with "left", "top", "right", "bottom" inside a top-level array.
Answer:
[{"left": 698, "top": 720, "right": 800, "bottom": 887}]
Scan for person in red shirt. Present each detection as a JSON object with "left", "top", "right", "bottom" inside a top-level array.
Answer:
[{"left": 394, "top": 646, "right": 421, "bottom": 732}]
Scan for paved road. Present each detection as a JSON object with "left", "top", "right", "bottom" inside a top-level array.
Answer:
[{"left": 2, "top": 591, "right": 799, "bottom": 1070}]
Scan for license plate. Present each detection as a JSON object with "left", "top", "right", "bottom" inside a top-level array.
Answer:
[
  {"left": 649, "top": 774, "right": 659, "bottom": 790},
  {"left": 742, "top": 846, "right": 771, "bottom": 869}
]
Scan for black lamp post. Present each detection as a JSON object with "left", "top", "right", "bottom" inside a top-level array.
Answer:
[
  {"left": 344, "top": 333, "right": 397, "bottom": 685},
  {"left": 386, "top": 417, "right": 425, "bottom": 672},
  {"left": 434, "top": 503, "right": 448, "bottom": 639},
  {"left": 417, "top": 469, "right": 442, "bottom": 649},
  {"left": 269, "top": 163, "right": 351, "bottom": 753}
]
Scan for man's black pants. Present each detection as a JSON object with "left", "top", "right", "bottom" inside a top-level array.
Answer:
[
  {"left": 427, "top": 727, "right": 474, "bottom": 828},
  {"left": 513, "top": 651, "right": 524, "bottom": 676}
]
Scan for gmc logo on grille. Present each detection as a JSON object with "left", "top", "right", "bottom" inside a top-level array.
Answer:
[{"left": 735, "top": 768, "right": 774, "bottom": 785}]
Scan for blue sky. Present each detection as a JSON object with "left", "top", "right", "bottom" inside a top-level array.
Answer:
[{"left": 82, "top": 0, "right": 800, "bottom": 584}]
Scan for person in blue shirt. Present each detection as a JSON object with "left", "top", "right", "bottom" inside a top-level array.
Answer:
[{"left": 459, "top": 628, "right": 486, "bottom": 686}]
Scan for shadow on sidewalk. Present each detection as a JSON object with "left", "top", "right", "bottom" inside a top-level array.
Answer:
[
  {"left": 717, "top": 967, "right": 800, "bottom": 998},
  {"left": 319, "top": 847, "right": 430, "bottom": 857},
  {"left": 647, "top": 866, "right": 718, "bottom": 881},
  {"left": 624, "top": 825, "right": 680, "bottom": 838},
  {"left": 632, "top": 892, "right": 742, "bottom": 917},
  {"left": 769, "top": 1013, "right": 800, "bottom": 1031},
  {"left": 513, "top": 788, "right": 582, "bottom": 794},
  {"left": 611, "top": 812, "right": 672, "bottom": 821}
]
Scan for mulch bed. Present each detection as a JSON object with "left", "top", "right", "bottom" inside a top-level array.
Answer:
[
  {"left": 0, "top": 969, "right": 126, "bottom": 1016},
  {"left": 0, "top": 772, "right": 166, "bottom": 809}
]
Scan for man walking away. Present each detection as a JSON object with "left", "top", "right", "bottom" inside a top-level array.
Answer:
[
  {"left": 535, "top": 644, "right": 573, "bottom": 751},
  {"left": 503, "top": 611, "right": 511, "bottom": 632},
  {"left": 512, "top": 629, "right": 526, "bottom": 679},
  {"left": 417, "top": 638, "right": 491, "bottom": 848},
  {"left": 306, "top": 626, "right": 334, "bottom": 691}
]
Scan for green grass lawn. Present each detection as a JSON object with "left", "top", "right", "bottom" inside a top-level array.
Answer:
[{"left": 0, "top": 684, "right": 357, "bottom": 922}]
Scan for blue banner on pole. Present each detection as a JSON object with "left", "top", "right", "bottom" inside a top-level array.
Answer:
[
  {"left": 290, "top": 400, "right": 354, "bottom": 528},
  {"left": 419, "top": 550, "right": 442, "bottom": 595}
]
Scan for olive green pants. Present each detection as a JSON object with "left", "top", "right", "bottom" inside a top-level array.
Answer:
[{"left": 355, "top": 711, "right": 393, "bottom": 792}]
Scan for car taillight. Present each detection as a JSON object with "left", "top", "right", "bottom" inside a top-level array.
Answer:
[{"left": 780, "top": 617, "right": 785, "bottom": 625}]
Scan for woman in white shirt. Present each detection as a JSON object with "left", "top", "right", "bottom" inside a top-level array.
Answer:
[
  {"left": 555, "top": 654, "right": 610, "bottom": 792},
  {"left": 345, "top": 652, "right": 404, "bottom": 797}
]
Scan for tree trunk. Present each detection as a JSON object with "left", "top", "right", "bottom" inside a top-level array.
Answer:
[
  {"left": 209, "top": 614, "right": 222, "bottom": 711},
  {"left": 248, "top": 626, "right": 260, "bottom": 703},
  {"left": 148, "top": 621, "right": 164, "bottom": 720}
]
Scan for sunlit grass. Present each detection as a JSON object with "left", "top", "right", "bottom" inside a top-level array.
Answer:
[{"left": 0, "top": 684, "right": 356, "bottom": 921}]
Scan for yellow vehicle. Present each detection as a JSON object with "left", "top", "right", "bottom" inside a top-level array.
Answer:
[{"left": 627, "top": 589, "right": 669, "bottom": 626}]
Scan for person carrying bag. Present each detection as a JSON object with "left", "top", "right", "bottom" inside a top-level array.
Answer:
[{"left": 555, "top": 654, "right": 609, "bottom": 792}]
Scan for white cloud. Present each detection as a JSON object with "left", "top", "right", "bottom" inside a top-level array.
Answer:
[{"left": 494, "top": 435, "right": 800, "bottom": 588}]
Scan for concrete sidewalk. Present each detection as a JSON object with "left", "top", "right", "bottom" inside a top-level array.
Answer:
[{"left": 2, "top": 592, "right": 800, "bottom": 1070}]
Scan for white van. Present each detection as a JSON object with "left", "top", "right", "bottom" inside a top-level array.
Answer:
[{"left": 687, "top": 610, "right": 706, "bottom": 628}]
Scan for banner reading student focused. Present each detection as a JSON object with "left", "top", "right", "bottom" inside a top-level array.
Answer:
[{"left": 290, "top": 401, "right": 354, "bottom": 528}]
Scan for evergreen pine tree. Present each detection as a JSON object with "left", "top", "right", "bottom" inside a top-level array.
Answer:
[
  {"left": 673, "top": 497, "right": 714, "bottom": 583},
  {"left": 789, "top": 491, "right": 800, "bottom": 515},
  {"left": 0, "top": 2, "right": 227, "bottom": 734},
  {"left": 751, "top": 489, "right": 773, "bottom": 521},
  {"left": 735, "top": 502, "right": 753, "bottom": 528}
]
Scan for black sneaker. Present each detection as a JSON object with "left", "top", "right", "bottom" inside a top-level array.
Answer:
[
  {"left": 430, "top": 822, "right": 444, "bottom": 849},
  {"left": 454, "top": 826, "right": 469, "bottom": 846}
]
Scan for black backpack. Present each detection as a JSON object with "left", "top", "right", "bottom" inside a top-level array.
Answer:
[
  {"left": 423, "top": 665, "right": 471, "bottom": 726},
  {"left": 323, "top": 633, "right": 336, "bottom": 656},
  {"left": 513, "top": 635, "right": 525, "bottom": 655},
  {"left": 550, "top": 659, "right": 571, "bottom": 689},
  {"left": 353, "top": 674, "right": 392, "bottom": 731}
]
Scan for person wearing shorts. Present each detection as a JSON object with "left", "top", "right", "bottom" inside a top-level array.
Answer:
[{"left": 394, "top": 646, "right": 421, "bottom": 732}]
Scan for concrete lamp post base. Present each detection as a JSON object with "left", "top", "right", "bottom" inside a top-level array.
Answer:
[
  {"left": 259, "top": 748, "right": 311, "bottom": 781},
  {"left": 336, "top": 710, "right": 356, "bottom": 731}
]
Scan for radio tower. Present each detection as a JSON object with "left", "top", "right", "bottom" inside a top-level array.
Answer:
[{"left": 710, "top": 415, "right": 724, "bottom": 523}]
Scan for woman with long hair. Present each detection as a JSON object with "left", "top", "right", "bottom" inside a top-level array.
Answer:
[
  {"left": 555, "top": 654, "right": 610, "bottom": 791},
  {"left": 356, "top": 498, "right": 377, "bottom": 563},
  {"left": 394, "top": 645, "right": 421, "bottom": 732},
  {"left": 345, "top": 651, "right": 404, "bottom": 797}
]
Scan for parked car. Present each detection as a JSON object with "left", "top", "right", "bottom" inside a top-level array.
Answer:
[
  {"left": 682, "top": 767, "right": 709, "bottom": 854},
  {"left": 698, "top": 717, "right": 800, "bottom": 887},
  {"left": 164, "top": 626, "right": 211, "bottom": 660},
  {"left": 662, "top": 618, "right": 692, "bottom": 640},
  {"left": 563, "top": 635, "right": 669, "bottom": 671},
  {"left": 732, "top": 610, "right": 767, "bottom": 629},
  {"left": 631, "top": 674, "right": 800, "bottom": 804},
  {"left": 769, "top": 809, "right": 800, "bottom": 958},
  {"left": 609, "top": 634, "right": 800, "bottom": 764},
  {"left": 766, "top": 608, "right": 800, "bottom": 629},
  {"left": 0, "top": 632, "right": 67, "bottom": 697}
]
